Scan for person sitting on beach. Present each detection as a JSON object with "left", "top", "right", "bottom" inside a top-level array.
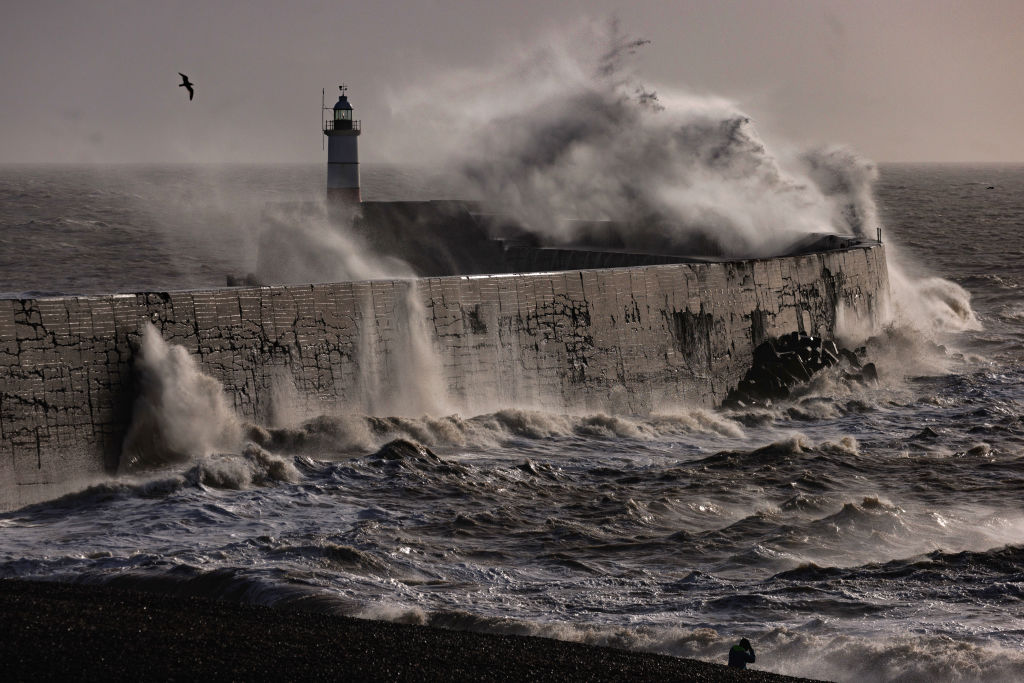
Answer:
[{"left": 728, "top": 638, "right": 756, "bottom": 669}]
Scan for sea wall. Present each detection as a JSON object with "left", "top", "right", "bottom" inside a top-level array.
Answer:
[{"left": 0, "top": 245, "right": 888, "bottom": 510}]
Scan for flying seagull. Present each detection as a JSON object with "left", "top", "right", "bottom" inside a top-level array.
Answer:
[{"left": 178, "top": 73, "right": 194, "bottom": 101}]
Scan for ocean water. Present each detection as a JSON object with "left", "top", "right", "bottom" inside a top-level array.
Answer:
[{"left": 1, "top": 163, "right": 1023, "bottom": 681}]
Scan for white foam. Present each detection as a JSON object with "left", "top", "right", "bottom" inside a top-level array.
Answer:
[{"left": 120, "top": 322, "right": 242, "bottom": 472}]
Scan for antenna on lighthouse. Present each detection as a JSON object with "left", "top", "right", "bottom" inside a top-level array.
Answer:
[{"left": 321, "top": 88, "right": 325, "bottom": 151}]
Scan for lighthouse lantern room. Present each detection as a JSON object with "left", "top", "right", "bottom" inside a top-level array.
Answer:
[{"left": 323, "top": 85, "right": 361, "bottom": 204}]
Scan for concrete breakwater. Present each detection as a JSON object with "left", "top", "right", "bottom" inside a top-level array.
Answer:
[{"left": 0, "top": 244, "right": 888, "bottom": 510}]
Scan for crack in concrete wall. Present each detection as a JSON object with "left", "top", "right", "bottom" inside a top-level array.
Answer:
[{"left": 0, "top": 245, "right": 889, "bottom": 511}]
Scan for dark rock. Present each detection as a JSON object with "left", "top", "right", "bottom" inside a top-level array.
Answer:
[
  {"left": 839, "top": 348, "right": 862, "bottom": 368},
  {"left": 761, "top": 375, "right": 783, "bottom": 399},
  {"left": 753, "top": 341, "right": 779, "bottom": 367},
  {"left": 743, "top": 375, "right": 771, "bottom": 400},
  {"left": 796, "top": 344, "right": 814, "bottom": 365},
  {"left": 724, "top": 332, "right": 878, "bottom": 409},
  {"left": 822, "top": 340, "right": 840, "bottom": 365},
  {"left": 782, "top": 356, "right": 811, "bottom": 383},
  {"left": 861, "top": 362, "right": 878, "bottom": 384}
]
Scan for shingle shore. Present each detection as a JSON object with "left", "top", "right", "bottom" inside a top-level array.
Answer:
[{"left": 0, "top": 579, "right": 823, "bottom": 682}]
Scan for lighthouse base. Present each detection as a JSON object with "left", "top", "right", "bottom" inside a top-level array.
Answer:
[{"left": 327, "top": 187, "right": 361, "bottom": 204}]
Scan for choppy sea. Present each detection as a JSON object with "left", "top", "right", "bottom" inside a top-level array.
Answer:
[{"left": 1, "top": 163, "right": 1022, "bottom": 681}]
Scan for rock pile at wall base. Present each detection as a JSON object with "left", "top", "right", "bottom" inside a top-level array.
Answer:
[{"left": 721, "top": 331, "right": 878, "bottom": 409}]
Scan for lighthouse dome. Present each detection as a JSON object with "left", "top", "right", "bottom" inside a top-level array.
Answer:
[{"left": 333, "top": 95, "right": 353, "bottom": 110}]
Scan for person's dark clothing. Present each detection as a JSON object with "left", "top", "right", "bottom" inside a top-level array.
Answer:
[{"left": 728, "top": 643, "right": 756, "bottom": 669}]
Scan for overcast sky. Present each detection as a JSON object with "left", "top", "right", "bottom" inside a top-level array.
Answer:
[{"left": 2, "top": 0, "right": 1021, "bottom": 164}]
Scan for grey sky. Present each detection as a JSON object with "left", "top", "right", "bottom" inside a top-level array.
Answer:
[{"left": 2, "top": 0, "right": 1021, "bottom": 164}]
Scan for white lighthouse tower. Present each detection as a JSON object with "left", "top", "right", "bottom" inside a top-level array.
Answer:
[{"left": 323, "top": 85, "right": 361, "bottom": 204}]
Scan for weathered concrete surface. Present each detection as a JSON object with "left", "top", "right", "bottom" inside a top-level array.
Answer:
[{"left": 0, "top": 245, "right": 889, "bottom": 510}]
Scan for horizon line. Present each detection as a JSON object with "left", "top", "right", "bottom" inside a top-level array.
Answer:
[{"left": 3, "top": 159, "right": 1024, "bottom": 167}]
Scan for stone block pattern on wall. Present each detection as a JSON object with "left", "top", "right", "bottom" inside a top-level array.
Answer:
[{"left": 0, "top": 245, "right": 889, "bottom": 510}]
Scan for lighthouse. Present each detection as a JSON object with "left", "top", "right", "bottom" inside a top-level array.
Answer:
[{"left": 323, "top": 85, "right": 361, "bottom": 204}]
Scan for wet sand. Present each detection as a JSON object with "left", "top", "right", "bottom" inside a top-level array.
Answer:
[{"left": 1, "top": 579, "right": 822, "bottom": 682}]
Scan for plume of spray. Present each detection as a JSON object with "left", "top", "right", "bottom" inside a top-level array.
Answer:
[
  {"left": 392, "top": 282, "right": 452, "bottom": 416},
  {"left": 120, "top": 323, "right": 301, "bottom": 487},
  {"left": 110, "top": 167, "right": 417, "bottom": 290},
  {"left": 383, "top": 19, "right": 880, "bottom": 258},
  {"left": 385, "top": 18, "right": 979, "bottom": 351},
  {"left": 120, "top": 322, "right": 242, "bottom": 472},
  {"left": 832, "top": 234, "right": 980, "bottom": 367},
  {"left": 254, "top": 201, "right": 416, "bottom": 285},
  {"left": 884, "top": 249, "right": 981, "bottom": 336},
  {"left": 356, "top": 281, "right": 452, "bottom": 417}
]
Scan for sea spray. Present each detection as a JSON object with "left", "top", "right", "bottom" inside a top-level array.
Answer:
[
  {"left": 105, "top": 166, "right": 417, "bottom": 290},
  {"left": 120, "top": 322, "right": 242, "bottom": 472},
  {"left": 887, "top": 258, "right": 982, "bottom": 335},
  {"left": 245, "top": 407, "right": 747, "bottom": 458},
  {"left": 350, "top": 280, "right": 452, "bottom": 417},
  {"left": 798, "top": 145, "right": 880, "bottom": 240},
  {"left": 399, "top": 281, "right": 452, "bottom": 416},
  {"left": 189, "top": 444, "right": 300, "bottom": 489},
  {"left": 255, "top": 200, "right": 415, "bottom": 286},
  {"left": 384, "top": 21, "right": 880, "bottom": 258},
  {"left": 355, "top": 287, "right": 385, "bottom": 415},
  {"left": 383, "top": 20, "right": 979, "bottom": 341}
]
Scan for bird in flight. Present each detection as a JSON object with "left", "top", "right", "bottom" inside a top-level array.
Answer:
[{"left": 178, "top": 73, "right": 194, "bottom": 101}]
